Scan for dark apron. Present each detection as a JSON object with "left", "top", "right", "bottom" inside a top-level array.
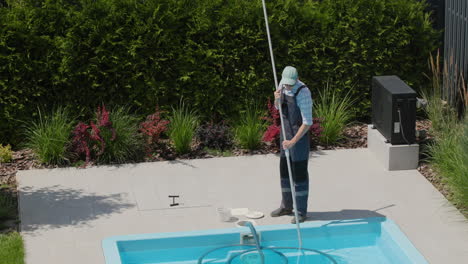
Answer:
[{"left": 279, "top": 85, "right": 310, "bottom": 216}]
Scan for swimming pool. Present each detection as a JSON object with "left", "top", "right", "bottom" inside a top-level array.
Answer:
[{"left": 102, "top": 217, "right": 428, "bottom": 264}]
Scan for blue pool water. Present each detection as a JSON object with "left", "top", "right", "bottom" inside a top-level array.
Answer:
[{"left": 103, "top": 217, "right": 428, "bottom": 264}]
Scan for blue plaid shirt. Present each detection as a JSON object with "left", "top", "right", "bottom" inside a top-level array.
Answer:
[{"left": 276, "top": 80, "right": 313, "bottom": 125}]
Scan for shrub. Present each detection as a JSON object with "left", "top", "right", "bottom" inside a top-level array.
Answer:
[
  {"left": 23, "top": 107, "right": 74, "bottom": 165},
  {"left": 97, "top": 106, "right": 143, "bottom": 163},
  {"left": 314, "top": 84, "right": 355, "bottom": 146},
  {"left": 71, "top": 105, "right": 143, "bottom": 164},
  {"left": 309, "top": 117, "right": 324, "bottom": 148},
  {"left": 423, "top": 51, "right": 468, "bottom": 215},
  {"left": 421, "top": 52, "right": 459, "bottom": 137},
  {"left": 262, "top": 99, "right": 281, "bottom": 145},
  {"left": 0, "top": 144, "right": 13, "bottom": 163},
  {"left": 263, "top": 99, "right": 323, "bottom": 148},
  {"left": 428, "top": 118, "right": 467, "bottom": 214},
  {"left": 235, "top": 106, "right": 265, "bottom": 150},
  {"left": 453, "top": 117, "right": 467, "bottom": 212},
  {"left": 139, "top": 107, "right": 170, "bottom": 155},
  {"left": 169, "top": 102, "right": 199, "bottom": 154},
  {"left": 71, "top": 122, "right": 93, "bottom": 164},
  {"left": 196, "top": 122, "right": 233, "bottom": 150},
  {"left": 0, "top": 0, "right": 440, "bottom": 146},
  {"left": 139, "top": 107, "right": 170, "bottom": 145}
]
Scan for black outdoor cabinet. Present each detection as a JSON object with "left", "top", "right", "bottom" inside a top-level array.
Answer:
[{"left": 371, "top": 76, "right": 417, "bottom": 145}]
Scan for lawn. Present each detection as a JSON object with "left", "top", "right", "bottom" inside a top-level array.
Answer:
[{"left": 0, "top": 232, "right": 24, "bottom": 264}]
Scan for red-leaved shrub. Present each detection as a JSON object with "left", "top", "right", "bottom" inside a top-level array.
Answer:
[
  {"left": 139, "top": 107, "right": 170, "bottom": 154},
  {"left": 71, "top": 105, "right": 116, "bottom": 164},
  {"left": 72, "top": 122, "right": 91, "bottom": 163},
  {"left": 262, "top": 99, "right": 281, "bottom": 143},
  {"left": 262, "top": 99, "right": 323, "bottom": 148},
  {"left": 309, "top": 117, "right": 324, "bottom": 148}
]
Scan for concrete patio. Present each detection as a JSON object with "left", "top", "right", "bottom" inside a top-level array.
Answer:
[{"left": 17, "top": 148, "right": 468, "bottom": 264}]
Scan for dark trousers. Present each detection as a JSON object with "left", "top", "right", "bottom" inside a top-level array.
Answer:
[{"left": 280, "top": 156, "right": 309, "bottom": 216}]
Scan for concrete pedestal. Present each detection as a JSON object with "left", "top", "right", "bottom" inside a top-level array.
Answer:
[{"left": 367, "top": 125, "right": 419, "bottom": 170}]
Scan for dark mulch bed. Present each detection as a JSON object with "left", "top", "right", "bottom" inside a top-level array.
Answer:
[
  {"left": 332, "top": 122, "right": 368, "bottom": 149},
  {"left": 417, "top": 163, "right": 453, "bottom": 199},
  {"left": 1, "top": 149, "right": 46, "bottom": 186},
  {"left": 412, "top": 119, "right": 452, "bottom": 198},
  {"left": 147, "top": 123, "right": 369, "bottom": 161}
]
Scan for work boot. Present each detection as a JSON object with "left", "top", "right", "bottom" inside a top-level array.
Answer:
[
  {"left": 270, "top": 208, "right": 293, "bottom": 217},
  {"left": 291, "top": 214, "right": 307, "bottom": 224}
]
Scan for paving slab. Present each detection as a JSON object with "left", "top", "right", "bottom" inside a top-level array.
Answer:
[{"left": 17, "top": 148, "right": 468, "bottom": 264}]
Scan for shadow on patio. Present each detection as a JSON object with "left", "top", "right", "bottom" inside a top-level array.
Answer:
[{"left": 19, "top": 185, "right": 135, "bottom": 232}]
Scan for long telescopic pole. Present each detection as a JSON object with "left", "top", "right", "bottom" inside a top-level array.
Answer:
[{"left": 261, "top": 0, "right": 303, "bottom": 249}]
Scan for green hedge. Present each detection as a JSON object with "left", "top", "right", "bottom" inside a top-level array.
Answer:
[{"left": 0, "top": 0, "right": 439, "bottom": 146}]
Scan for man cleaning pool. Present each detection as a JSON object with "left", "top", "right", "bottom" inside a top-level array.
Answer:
[{"left": 270, "top": 66, "right": 313, "bottom": 224}]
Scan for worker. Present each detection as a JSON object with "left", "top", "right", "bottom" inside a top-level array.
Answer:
[{"left": 270, "top": 66, "right": 313, "bottom": 224}]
